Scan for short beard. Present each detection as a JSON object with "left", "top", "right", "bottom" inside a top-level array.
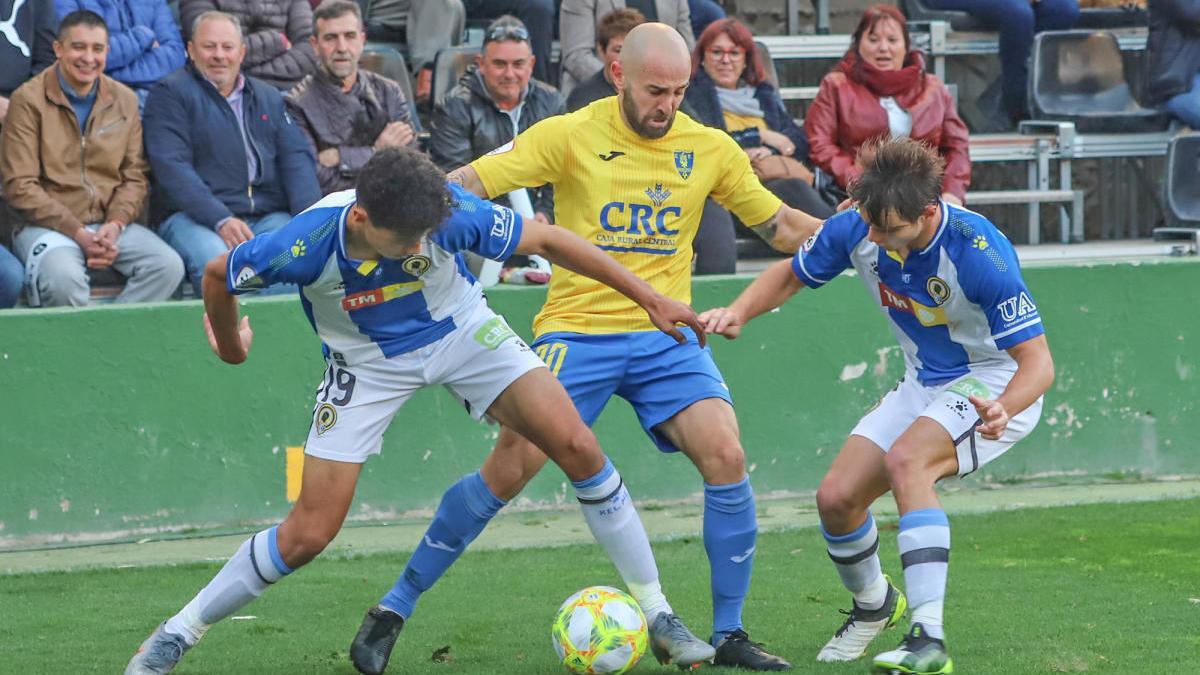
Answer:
[{"left": 620, "top": 86, "right": 674, "bottom": 139}]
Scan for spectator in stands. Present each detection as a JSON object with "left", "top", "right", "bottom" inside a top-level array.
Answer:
[
  {"left": 1, "top": 10, "right": 183, "bottom": 306},
  {"left": 686, "top": 18, "right": 833, "bottom": 219},
  {"left": 287, "top": 0, "right": 418, "bottom": 195},
  {"left": 1, "top": 0, "right": 56, "bottom": 125},
  {"left": 429, "top": 15, "right": 562, "bottom": 221},
  {"left": 55, "top": 0, "right": 185, "bottom": 106},
  {"left": 565, "top": 7, "right": 643, "bottom": 111},
  {"left": 362, "top": 0, "right": 463, "bottom": 104},
  {"left": 560, "top": 0, "right": 694, "bottom": 93},
  {"left": 686, "top": 0, "right": 722, "bottom": 40},
  {"left": 463, "top": 0, "right": 554, "bottom": 84},
  {"left": 0, "top": 243, "right": 21, "bottom": 307},
  {"left": 181, "top": 0, "right": 318, "bottom": 89},
  {"left": 145, "top": 10, "right": 321, "bottom": 295},
  {"left": 1146, "top": 0, "right": 1200, "bottom": 128},
  {"left": 922, "top": 0, "right": 1078, "bottom": 126},
  {"left": 805, "top": 4, "right": 970, "bottom": 207}
]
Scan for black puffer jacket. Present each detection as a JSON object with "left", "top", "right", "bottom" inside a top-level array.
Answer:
[
  {"left": 1146, "top": 0, "right": 1200, "bottom": 106},
  {"left": 430, "top": 65, "right": 565, "bottom": 216},
  {"left": 180, "top": 0, "right": 317, "bottom": 90}
]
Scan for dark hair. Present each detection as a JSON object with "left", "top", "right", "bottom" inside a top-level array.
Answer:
[
  {"left": 312, "top": 0, "right": 362, "bottom": 33},
  {"left": 849, "top": 4, "right": 911, "bottom": 58},
  {"left": 692, "top": 18, "right": 767, "bottom": 86},
  {"left": 356, "top": 148, "right": 451, "bottom": 241},
  {"left": 483, "top": 15, "right": 529, "bottom": 47},
  {"left": 57, "top": 10, "right": 107, "bottom": 42},
  {"left": 596, "top": 8, "right": 645, "bottom": 50},
  {"left": 849, "top": 137, "right": 944, "bottom": 226}
]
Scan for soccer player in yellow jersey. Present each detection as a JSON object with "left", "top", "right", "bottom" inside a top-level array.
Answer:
[{"left": 356, "top": 23, "right": 823, "bottom": 672}]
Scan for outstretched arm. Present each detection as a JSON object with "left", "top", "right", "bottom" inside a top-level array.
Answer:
[
  {"left": 514, "top": 218, "right": 704, "bottom": 344},
  {"left": 447, "top": 165, "right": 489, "bottom": 198},
  {"left": 748, "top": 204, "right": 823, "bottom": 253},
  {"left": 202, "top": 254, "right": 253, "bottom": 364},
  {"left": 699, "top": 258, "right": 805, "bottom": 339}
]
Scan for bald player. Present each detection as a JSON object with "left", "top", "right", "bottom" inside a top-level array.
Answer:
[{"left": 351, "top": 24, "right": 823, "bottom": 672}]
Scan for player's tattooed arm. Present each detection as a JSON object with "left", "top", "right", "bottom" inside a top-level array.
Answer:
[
  {"left": 749, "top": 205, "right": 823, "bottom": 253},
  {"left": 446, "top": 165, "right": 489, "bottom": 198}
]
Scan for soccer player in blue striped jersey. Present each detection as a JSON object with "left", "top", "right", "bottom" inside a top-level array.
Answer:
[
  {"left": 699, "top": 138, "right": 1055, "bottom": 675},
  {"left": 123, "top": 148, "right": 708, "bottom": 675}
]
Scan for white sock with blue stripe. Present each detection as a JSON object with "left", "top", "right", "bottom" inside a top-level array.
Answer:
[
  {"left": 822, "top": 512, "right": 887, "bottom": 610},
  {"left": 897, "top": 508, "right": 950, "bottom": 640},
  {"left": 573, "top": 457, "right": 671, "bottom": 620},
  {"left": 165, "top": 525, "right": 294, "bottom": 645}
]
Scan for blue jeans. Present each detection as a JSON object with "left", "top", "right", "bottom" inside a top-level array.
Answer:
[
  {"left": 1165, "top": 73, "right": 1200, "bottom": 129},
  {"left": 688, "top": 0, "right": 726, "bottom": 40},
  {"left": 924, "top": 0, "right": 1079, "bottom": 119},
  {"left": 0, "top": 244, "right": 24, "bottom": 308},
  {"left": 159, "top": 211, "right": 293, "bottom": 297}
]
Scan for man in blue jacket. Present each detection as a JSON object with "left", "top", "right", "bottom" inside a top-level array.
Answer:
[
  {"left": 55, "top": 0, "right": 185, "bottom": 105},
  {"left": 144, "top": 10, "right": 321, "bottom": 296}
]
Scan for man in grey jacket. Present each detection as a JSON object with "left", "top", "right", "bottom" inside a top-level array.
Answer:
[
  {"left": 287, "top": 0, "right": 418, "bottom": 194},
  {"left": 429, "top": 15, "right": 562, "bottom": 222}
]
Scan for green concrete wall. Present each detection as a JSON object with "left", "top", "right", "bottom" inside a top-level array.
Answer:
[{"left": 2, "top": 260, "right": 1197, "bottom": 547}]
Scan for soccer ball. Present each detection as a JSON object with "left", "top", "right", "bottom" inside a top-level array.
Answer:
[{"left": 551, "top": 586, "right": 648, "bottom": 674}]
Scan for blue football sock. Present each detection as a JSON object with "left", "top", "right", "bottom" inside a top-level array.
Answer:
[
  {"left": 381, "top": 471, "right": 505, "bottom": 619},
  {"left": 704, "top": 476, "right": 757, "bottom": 642},
  {"left": 898, "top": 508, "right": 950, "bottom": 640}
]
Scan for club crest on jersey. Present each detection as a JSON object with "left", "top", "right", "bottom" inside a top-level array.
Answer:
[
  {"left": 315, "top": 403, "right": 337, "bottom": 436},
  {"left": 401, "top": 255, "right": 432, "bottom": 277},
  {"left": 673, "top": 150, "right": 694, "bottom": 180},
  {"left": 645, "top": 184, "right": 671, "bottom": 208},
  {"left": 927, "top": 276, "right": 951, "bottom": 305}
]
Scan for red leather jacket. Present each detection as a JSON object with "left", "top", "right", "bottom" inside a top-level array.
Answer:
[{"left": 804, "top": 70, "right": 971, "bottom": 201}]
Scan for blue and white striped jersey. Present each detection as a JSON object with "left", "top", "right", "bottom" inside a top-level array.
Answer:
[
  {"left": 792, "top": 202, "right": 1044, "bottom": 386},
  {"left": 225, "top": 183, "right": 523, "bottom": 365}
]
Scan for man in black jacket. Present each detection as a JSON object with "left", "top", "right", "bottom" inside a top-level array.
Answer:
[
  {"left": 1147, "top": 0, "right": 1200, "bottom": 128},
  {"left": 429, "top": 15, "right": 562, "bottom": 223},
  {"left": 0, "top": 0, "right": 55, "bottom": 124},
  {"left": 144, "top": 10, "right": 321, "bottom": 296}
]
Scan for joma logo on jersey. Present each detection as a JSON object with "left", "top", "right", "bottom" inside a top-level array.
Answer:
[
  {"left": 599, "top": 202, "right": 681, "bottom": 236},
  {"left": 997, "top": 292, "right": 1037, "bottom": 322}
]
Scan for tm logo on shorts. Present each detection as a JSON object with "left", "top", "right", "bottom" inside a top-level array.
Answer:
[{"left": 474, "top": 316, "right": 517, "bottom": 350}]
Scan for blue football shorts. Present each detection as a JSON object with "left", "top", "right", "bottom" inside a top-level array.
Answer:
[{"left": 531, "top": 328, "right": 732, "bottom": 453}]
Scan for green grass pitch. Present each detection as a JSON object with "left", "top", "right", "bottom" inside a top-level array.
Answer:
[{"left": 2, "top": 498, "right": 1197, "bottom": 673}]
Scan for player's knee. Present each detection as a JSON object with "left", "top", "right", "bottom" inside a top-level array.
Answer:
[
  {"left": 883, "top": 443, "right": 927, "bottom": 487},
  {"left": 700, "top": 441, "right": 745, "bottom": 481},
  {"left": 816, "top": 476, "right": 861, "bottom": 521},
  {"left": 287, "top": 521, "right": 340, "bottom": 562}
]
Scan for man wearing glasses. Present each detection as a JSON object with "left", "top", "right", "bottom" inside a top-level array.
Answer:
[
  {"left": 429, "top": 15, "right": 562, "bottom": 227},
  {"left": 699, "top": 138, "right": 1054, "bottom": 675}
]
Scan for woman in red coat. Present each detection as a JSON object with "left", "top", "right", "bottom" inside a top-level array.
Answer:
[{"left": 804, "top": 4, "right": 970, "bottom": 206}]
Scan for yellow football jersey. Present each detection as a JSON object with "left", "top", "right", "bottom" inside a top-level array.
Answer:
[{"left": 471, "top": 96, "right": 782, "bottom": 336}]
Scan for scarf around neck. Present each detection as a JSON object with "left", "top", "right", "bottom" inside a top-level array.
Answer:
[
  {"left": 716, "top": 84, "right": 763, "bottom": 118},
  {"left": 837, "top": 49, "right": 926, "bottom": 102}
]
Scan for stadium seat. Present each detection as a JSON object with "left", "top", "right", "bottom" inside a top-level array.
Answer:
[
  {"left": 431, "top": 44, "right": 478, "bottom": 109},
  {"left": 1028, "top": 30, "right": 1170, "bottom": 133},
  {"left": 754, "top": 41, "right": 779, "bottom": 89},
  {"left": 1164, "top": 133, "right": 1200, "bottom": 226},
  {"left": 897, "top": 0, "right": 986, "bottom": 32},
  {"left": 1076, "top": 5, "right": 1147, "bottom": 29},
  {"left": 360, "top": 45, "right": 422, "bottom": 129}
]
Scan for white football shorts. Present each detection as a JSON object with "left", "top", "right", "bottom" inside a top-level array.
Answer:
[
  {"left": 850, "top": 368, "right": 1043, "bottom": 476},
  {"left": 303, "top": 304, "right": 544, "bottom": 463}
]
